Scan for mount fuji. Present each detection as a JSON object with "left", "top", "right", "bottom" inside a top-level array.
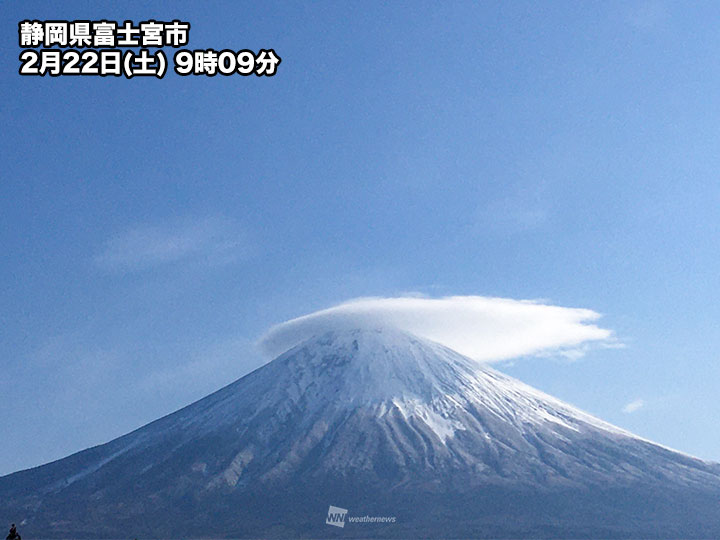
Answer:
[{"left": 2, "top": 326, "right": 720, "bottom": 538}]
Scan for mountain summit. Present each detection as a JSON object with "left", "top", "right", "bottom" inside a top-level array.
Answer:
[{"left": 2, "top": 327, "right": 720, "bottom": 538}]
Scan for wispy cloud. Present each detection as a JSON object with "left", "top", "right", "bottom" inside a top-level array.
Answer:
[
  {"left": 94, "top": 216, "right": 249, "bottom": 272},
  {"left": 260, "top": 295, "right": 615, "bottom": 363},
  {"left": 626, "top": 1, "right": 669, "bottom": 30},
  {"left": 622, "top": 398, "right": 645, "bottom": 414},
  {"left": 480, "top": 199, "right": 547, "bottom": 232},
  {"left": 475, "top": 185, "right": 549, "bottom": 234}
]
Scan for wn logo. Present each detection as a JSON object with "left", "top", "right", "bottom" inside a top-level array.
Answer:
[{"left": 326, "top": 505, "right": 348, "bottom": 528}]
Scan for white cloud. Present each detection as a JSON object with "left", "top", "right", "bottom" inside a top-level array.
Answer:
[
  {"left": 94, "top": 216, "right": 248, "bottom": 272},
  {"left": 622, "top": 398, "right": 645, "bottom": 414},
  {"left": 260, "top": 295, "right": 614, "bottom": 363}
]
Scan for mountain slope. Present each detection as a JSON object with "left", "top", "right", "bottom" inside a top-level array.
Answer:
[{"left": 2, "top": 327, "right": 720, "bottom": 538}]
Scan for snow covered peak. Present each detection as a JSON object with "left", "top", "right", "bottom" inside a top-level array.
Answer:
[
  {"left": 128, "top": 324, "right": 719, "bottom": 493},
  {"left": 270, "top": 326, "right": 481, "bottom": 406},
  {"left": 285, "top": 325, "right": 427, "bottom": 357},
  {"left": 261, "top": 326, "right": 654, "bottom": 444},
  {"left": 6, "top": 320, "right": 720, "bottom": 540}
]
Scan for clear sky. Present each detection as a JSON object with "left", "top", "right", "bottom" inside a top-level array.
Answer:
[{"left": 2, "top": 1, "right": 720, "bottom": 476}]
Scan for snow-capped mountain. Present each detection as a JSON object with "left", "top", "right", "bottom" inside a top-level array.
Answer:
[{"left": 2, "top": 327, "right": 720, "bottom": 538}]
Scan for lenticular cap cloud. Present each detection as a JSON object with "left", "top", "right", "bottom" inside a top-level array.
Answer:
[{"left": 260, "top": 296, "right": 613, "bottom": 363}]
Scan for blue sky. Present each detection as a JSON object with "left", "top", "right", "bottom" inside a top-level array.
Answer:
[{"left": 2, "top": 1, "right": 720, "bottom": 475}]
